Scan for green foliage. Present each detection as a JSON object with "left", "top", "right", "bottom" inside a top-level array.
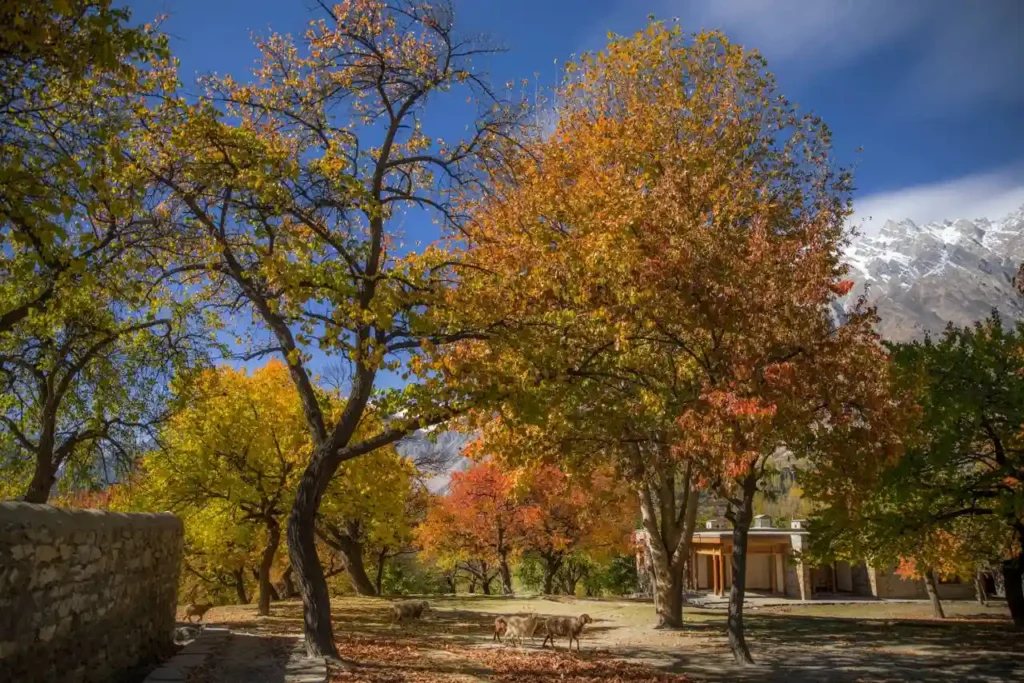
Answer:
[{"left": 809, "top": 312, "right": 1024, "bottom": 571}]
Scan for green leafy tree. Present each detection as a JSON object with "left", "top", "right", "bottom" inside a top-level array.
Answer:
[
  {"left": 810, "top": 313, "right": 1024, "bottom": 626},
  {"left": 1, "top": 0, "right": 170, "bottom": 335}
]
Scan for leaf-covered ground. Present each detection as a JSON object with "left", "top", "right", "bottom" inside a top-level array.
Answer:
[
  {"left": 329, "top": 631, "right": 688, "bottom": 682},
  {"left": 198, "top": 595, "right": 1022, "bottom": 682}
]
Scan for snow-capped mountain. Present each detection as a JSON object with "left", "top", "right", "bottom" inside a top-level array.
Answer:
[{"left": 842, "top": 205, "right": 1024, "bottom": 342}]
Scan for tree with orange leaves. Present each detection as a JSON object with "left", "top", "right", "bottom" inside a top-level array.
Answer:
[
  {"left": 418, "top": 460, "right": 530, "bottom": 595},
  {"left": 437, "top": 19, "right": 905, "bottom": 664},
  {"left": 518, "top": 465, "right": 635, "bottom": 594}
]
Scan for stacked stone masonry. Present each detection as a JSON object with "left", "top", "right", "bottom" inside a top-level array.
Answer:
[{"left": 0, "top": 502, "right": 183, "bottom": 683}]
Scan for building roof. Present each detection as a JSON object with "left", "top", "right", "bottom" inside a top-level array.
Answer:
[{"left": 692, "top": 528, "right": 809, "bottom": 539}]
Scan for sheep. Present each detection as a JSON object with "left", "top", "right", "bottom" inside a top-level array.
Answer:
[
  {"left": 541, "top": 614, "right": 593, "bottom": 652},
  {"left": 503, "top": 613, "right": 543, "bottom": 647},
  {"left": 392, "top": 599, "right": 430, "bottom": 624},
  {"left": 183, "top": 602, "right": 213, "bottom": 623},
  {"left": 493, "top": 616, "right": 508, "bottom": 642}
]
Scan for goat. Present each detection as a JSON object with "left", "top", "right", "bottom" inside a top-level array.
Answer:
[
  {"left": 493, "top": 616, "right": 508, "bottom": 642},
  {"left": 392, "top": 599, "right": 430, "bottom": 624},
  {"left": 541, "top": 614, "right": 593, "bottom": 652},
  {"left": 183, "top": 602, "right": 213, "bottom": 623},
  {"left": 503, "top": 613, "right": 543, "bottom": 647}
]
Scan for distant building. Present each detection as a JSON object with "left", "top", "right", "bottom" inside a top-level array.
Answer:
[{"left": 635, "top": 515, "right": 977, "bottom": 600}]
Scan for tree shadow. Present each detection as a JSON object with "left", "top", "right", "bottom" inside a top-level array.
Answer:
[{"left": 626, "top": 612, "right": 1024, "bottom": 682}]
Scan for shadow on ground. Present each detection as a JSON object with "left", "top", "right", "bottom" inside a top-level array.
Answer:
[
  {"left": 624, "top": 612, "right": 1023, "bottom": 682},
  {"left": 198, "top": 597, "right": 1023, "bottom": 683}
]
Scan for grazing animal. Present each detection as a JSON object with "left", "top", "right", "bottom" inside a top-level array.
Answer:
[
  {"left": 183, "top": 602, "right": 212, "bottom": 623},
  {"left": 503, "top": 613, "right": 543, "bottom": 647},
  {"left": 493, "top": 616, "right": 508, "bottom": 642},
  {"left": 392, "top": 599, "right": 430, "bottom": 624},
  {"left": 541, "top": 614, "right": 593, "bottom": 652}
]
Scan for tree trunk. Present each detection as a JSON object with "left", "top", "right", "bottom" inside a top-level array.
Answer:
[
  {"left": 339, "top": 541, "right": 376, "bottom": 596},
  {"left": 22, "top": 448, "right": 57, "bottom": 504},
  {"left": 232, "top": 568, "right": 250, "bottom": 604},
  {"left": 542, "top": 554, "right": 563, "bottom": 595},
  {"left": 922, "top": 569, "right": 945, "bottom": 619},
  {"left": 1002, "top": 555, "right": 1024, "bottom": 628},
  {"left": 726, "top": 471, "right": 757, "bottom": 665},
  {"left": 468, "top": 579, "right": 477, "bottom": 594},
  {"left": 499, "top": 556, "right": 514, "bottom": 595},
  {"left": 481, "top": 574, "right": 493, "bottom": 595},
  {"left": 375, "top": 548, "right": 388, "bottom": 597},
  {"left": 635, "top": 460, "right": 700, "bottom": 630},
  {"left": 287, "top": 460, "right": 338, "bottom": 658},
  {"left": 282, "top": 565, "right": 298, "bottom": 599},
  {"left": 652, "top": 556, "right": 684, "bottom": 627},
  {"left": 975, "top": 570, "right": 988, "bottom": 606},
  {"left": 258, "top": 517, "right": 281, "bottom": 616}
]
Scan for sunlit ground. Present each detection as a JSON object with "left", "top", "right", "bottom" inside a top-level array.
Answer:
[{"left": 181, "top": 594, "right": 1021, "bottom": 682}]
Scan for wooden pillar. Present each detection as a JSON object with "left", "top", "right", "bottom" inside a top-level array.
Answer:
[
  {"left": 769, "top": 552, "right": 776, "bottom": 594},
  {"left": 713, "top": 553, "right": 721, "bottom": 596}
]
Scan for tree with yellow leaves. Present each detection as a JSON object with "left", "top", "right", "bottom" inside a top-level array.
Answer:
[
  {"left": 139, "top": 360, "right": 307, "bottom": 616},
  {"left": 126, "top": 0, "right": 525, "bottom": 655}
]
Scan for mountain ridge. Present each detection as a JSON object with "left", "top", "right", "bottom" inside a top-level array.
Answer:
[{"left": 842, "top": 204, "right": 1024, "bottom": 341}]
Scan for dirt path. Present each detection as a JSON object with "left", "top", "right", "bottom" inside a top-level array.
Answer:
[{"left": 199, "top": 631, "right": 294, "bottom": 683}]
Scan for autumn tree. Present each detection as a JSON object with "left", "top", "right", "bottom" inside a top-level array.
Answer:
[
  {"left": 0, "top": 2, "right": 203, "bottom": 503},
  {"left": 138, "top": 361, "right": 307, "bottom": 615},
  {"left": 515, "top": 464, "right": 634, "bottom": 594},
  {"left": 317, "top": 445, "right": 419, "bottom": 596},
  {"left": 418, "top": 459, "right": 530, "bottom": 595},
  {"left": 438, "top": 21, "right": 902, "bottom": 664},
  {"left": 810, "top": 313, "right": 1024, "bottom": 626},
  {"left": 128, "top": 0, "right": 523, "bottom": 656},
  {"left": 0, "top": 0, "right": 169, "bottom": 337}
]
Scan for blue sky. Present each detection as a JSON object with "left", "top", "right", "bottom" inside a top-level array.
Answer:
[
  {"left": 124, "top": 0, "right": 1023, "bottom": 387},
  {"left": 128, "top": 0, "right": 1024, "bottom": 235}
]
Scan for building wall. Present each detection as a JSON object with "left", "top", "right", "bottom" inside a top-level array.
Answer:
[
  {"left": 851, "top": 562, "right": 872, "bottom": 596},
  {"left": 0, "top": 502, "right": 183, "bottom": 683},
  {"left": 697, "top": 554, "right": 709, "bottom": 589},
  {"left": 868, "top": 563, "right": 977, "bottom": 600},
  {"left": 746, "top": 554, "right": 771, "bottom": 590},
  {"left": 835, "top": 561, "right": 853, "bottom": 592}
]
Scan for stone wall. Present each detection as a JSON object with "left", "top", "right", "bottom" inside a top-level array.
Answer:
[{"left": 0, "top": 502, "right": 183, "bottom": 683}]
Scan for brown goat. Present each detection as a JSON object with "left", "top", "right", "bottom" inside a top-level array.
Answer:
[
  {"left": 541, "top": 614, "right": 593, "bottom": 652},
  {"left": 184, "top": 602, "right": 213, "bottom": 623},
  {"left": 493, "top": 616, "right": 508, "bottom": 642},
  {"left": 392, "top": 599, "right": 430, "bottom": 624},
  {"left": 503, "top": 613, "right": 543, "bottom": 647}
]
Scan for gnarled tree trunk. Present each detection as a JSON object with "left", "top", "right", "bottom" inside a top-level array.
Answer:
[
  {"left": 232, "top": 568, "right": 250, "bottom": 605},
  {"left": 375, "top": 546, "right": 389, "bottom": 596},
  {"left": 258, "top": 517, "right": 281, "bottom": 616},
  {"left": 1002, "top": 552, "right": 1024, "bottom": 628},
  {"left": 499, "top": 555, "right": 514, "bottom": 595},
  {"left": 541, "top": 552, "right": 563, "bottom": 595},
  {"left": 281, "top": 565, "right": 298, "bottom": 599},
  {"left": 319, "top": 521, "right": 377, "bottom": 596},
  {"left": 725, "top": 470, "right": 757, "bottom": 665}
]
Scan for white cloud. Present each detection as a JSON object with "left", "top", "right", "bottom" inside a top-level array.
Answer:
[
  {"left": 664, "top": 0, "right": 1024, "bottom": 108},
  {"left": 684, "top": 0, "right": 924, "bottom": 71},
  {"left": 850, "top": 166, "right": 1024, "bottom": 236}
]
